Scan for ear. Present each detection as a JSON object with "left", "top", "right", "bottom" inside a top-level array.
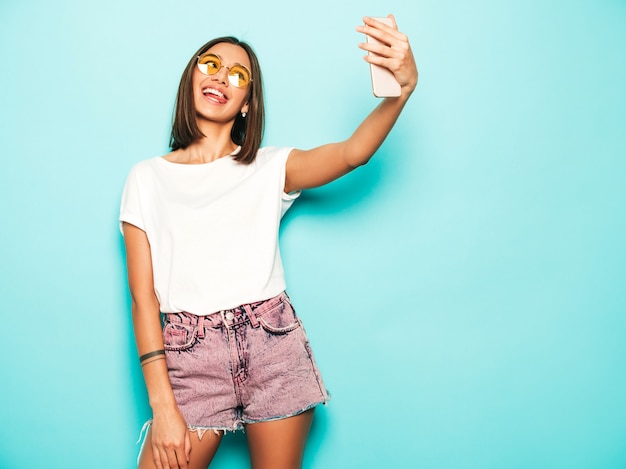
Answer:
[{"left": 241, "top": 102, "right": 249, "bottom": 115}]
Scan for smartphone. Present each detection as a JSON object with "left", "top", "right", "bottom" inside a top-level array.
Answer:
[{"left": 366, "top": 16, "right": 401, "bottom": 98}]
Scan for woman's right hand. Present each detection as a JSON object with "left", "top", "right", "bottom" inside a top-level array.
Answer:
[{"left": 149, "top": 406, "right": 192, "bottom": 469}]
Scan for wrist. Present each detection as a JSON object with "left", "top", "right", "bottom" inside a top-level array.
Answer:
[
  {"left": 149, "top": 393, "right": 178, "bottom": 412},
  {"left": 400, "top": 81, "right": 416, "bottom": 99}
]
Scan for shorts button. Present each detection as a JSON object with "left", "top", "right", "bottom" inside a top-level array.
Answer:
[{"left": 225, "top": 312, "right": 235, "bottom": 321}]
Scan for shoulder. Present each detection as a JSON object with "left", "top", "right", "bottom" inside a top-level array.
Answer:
[
  {"left": 126, "top": 156, "right": 163, "bottom": 176},
  {"left": 255, "top": 146, "right": 294, "bottom": 165},
  {"left": 122, "top": 157, "right": 165, "bottom": 190}
]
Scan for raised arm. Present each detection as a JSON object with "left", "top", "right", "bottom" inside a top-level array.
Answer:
[
  {"left": 284, "top": 15, "right": 418, "bottom": 193},
  {"left": 123, "top": 222, "right": 191, "bottom": 469}
]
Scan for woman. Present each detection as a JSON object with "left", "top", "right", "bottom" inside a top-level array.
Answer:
[{"left": 121, "top": 15, "right": 417, "bottom": 469}]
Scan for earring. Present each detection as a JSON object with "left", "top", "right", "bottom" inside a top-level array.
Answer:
[{"left": 241, "top": 112, "right": 247, "bottom": 118}]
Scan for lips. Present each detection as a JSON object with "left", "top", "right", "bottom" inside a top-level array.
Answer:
[{"left": 202, "top": 87, "right": 228, "bottom": 104}]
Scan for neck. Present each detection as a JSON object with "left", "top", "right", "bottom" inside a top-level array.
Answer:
[{"left": 178, "top": 119, "right": 238, "bottom": 164}]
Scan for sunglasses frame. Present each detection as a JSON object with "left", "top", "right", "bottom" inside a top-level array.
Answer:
[{"left": 196, "top": 53, "right": 253, "bottom": 88}]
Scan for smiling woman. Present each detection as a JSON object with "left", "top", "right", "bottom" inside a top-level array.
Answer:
[
  {"left": 168, "top": 37, "right": 264, "bottom": 165},
  {"left": 119, "top": 16, "right": 417, "bottom": 469}
]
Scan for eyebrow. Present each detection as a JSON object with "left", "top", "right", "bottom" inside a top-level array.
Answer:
[{"left": 207, "top": 53, "right": 248, "bottom": 69}]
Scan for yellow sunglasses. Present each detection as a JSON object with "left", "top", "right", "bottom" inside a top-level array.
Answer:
[{"left": 197, "top": 53, "right": 252, "bottom": 88}]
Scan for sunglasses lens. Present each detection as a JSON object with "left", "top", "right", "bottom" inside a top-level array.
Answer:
[
  {"left": 228, "top": 65, "right": 251, "bottom": 88},
  {"left": 197, "top": 54, "right": 221, "bottom": 75},
  {"left": 197, "top": 53, "right": 251, "bottom": 88}
]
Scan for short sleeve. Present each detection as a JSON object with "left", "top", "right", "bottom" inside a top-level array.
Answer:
[
  {"left": 274, "top": 147, "right": 301, "bottom": 218},
  {"left": 119, "top": 164, "right": 146, "bottom": 234}
]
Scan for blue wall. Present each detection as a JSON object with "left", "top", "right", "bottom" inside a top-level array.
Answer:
[{"left": 1, "top": 0, "right": 625, "bottom": 468}]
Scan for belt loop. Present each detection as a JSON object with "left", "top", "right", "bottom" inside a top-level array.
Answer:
[
  {"left": 220, "top": 310, "right": 230, "bottom": 329},
  {"left": 197, "top": 315, "right": 205, "bottom": 339},
  {"left": 243, "top": 304, "right": 259, "bottom": 328}
]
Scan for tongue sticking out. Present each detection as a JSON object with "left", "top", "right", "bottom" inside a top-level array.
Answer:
[{"left": 203, "top": 88, "right": 228, "bottom": 105}]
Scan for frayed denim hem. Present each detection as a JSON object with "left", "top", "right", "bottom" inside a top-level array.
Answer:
[
  {"left": 189, "top": 424, "right": 240, "bottom": 439},
  {"left": 241, "top": 397, "right": 330, "bottom": 426},
  {"left": 136, "top": 420, "right": 152, "bottom": 466},
  {"left": 135, "top": 398, "right": 330, "bottom": 463},
  {"left": 135, "top": 419, "right": 240, "bottom": 466},
  {"left": 136, "top": 419, "right": 239, "bottom": 446}
]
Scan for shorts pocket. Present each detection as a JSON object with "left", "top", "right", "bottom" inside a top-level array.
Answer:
[
  {"left": 258, "top": 300, "right": 300, "bottom": 335},
  {"left": 163, "top": 322, "right": 197, "bottom": 351}
]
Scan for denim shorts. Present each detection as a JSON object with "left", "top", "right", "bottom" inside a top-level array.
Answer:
[{"left": 161, "top": 292, "right": 329, "bottom": 436}]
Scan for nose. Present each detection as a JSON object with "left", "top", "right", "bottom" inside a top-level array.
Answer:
[{"left": 212, "top": 65, "right": 230, "bottom": 85}]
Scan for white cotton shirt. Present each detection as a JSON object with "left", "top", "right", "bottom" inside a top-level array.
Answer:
[{"left": 119, "top": 146, "right": 299, "bottom": 314}]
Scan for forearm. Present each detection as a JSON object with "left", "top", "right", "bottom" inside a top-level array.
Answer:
[
  {"left": 343, "top": 93, "right": 411, "bottom": 168},
  {"left": 132, "top": 300, "right": 191, "bottom": 467},
  {"left": 132, "top": 300, "right": 177, "bottom": 412}
]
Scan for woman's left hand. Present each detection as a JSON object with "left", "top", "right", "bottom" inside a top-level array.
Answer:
[
  {"left": 284, "top": 15, "right": 418, "bottom": 193},
  {"left": 357, "top": 15, "right": 418, "bottom": 97}
]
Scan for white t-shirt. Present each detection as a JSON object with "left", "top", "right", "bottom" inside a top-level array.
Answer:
[{"left": 119, "top": 146, "right": 299, "bottom": 314}]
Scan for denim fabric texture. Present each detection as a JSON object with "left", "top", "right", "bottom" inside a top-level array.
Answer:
[{"left": 161, "top": 292, "right": 329, "bottom": 435}]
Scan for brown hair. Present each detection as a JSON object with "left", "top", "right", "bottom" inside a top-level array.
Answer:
[{"left": 169, "top": 37, "right": 264, "bottom": 165}]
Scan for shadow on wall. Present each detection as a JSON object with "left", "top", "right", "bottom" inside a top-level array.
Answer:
[
  {"left": 282, "top": 153, "right": 387, "bottom": 227},
  {"left": 282, "top": 112, "right": 423, "bottom": 226}
]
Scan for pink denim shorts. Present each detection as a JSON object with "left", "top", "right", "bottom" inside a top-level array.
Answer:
[{"left": 161, "top": 292, "right": 329, "bottom": 435}]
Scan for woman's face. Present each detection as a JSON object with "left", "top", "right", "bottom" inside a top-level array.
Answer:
[{"left": 192, "top": 42, "right": 252, "bottom": 125}]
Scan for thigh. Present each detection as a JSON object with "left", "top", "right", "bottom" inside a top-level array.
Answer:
[
  {"left": 138, "top": 427, "right": 223, "bottom": 469},
  {"left": 245, "top": 409, "right": 314, "bottom": 469},
  {"left": 243, "top": 297, "right": 329, "bottom": 423}
]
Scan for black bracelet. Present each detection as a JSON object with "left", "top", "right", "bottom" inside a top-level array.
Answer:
[
  {"left": 139, "top": 349, "right": 165, "bottom": 363},
  {"left": 140, "top": 356, "right": 165, "bottom": 367}
]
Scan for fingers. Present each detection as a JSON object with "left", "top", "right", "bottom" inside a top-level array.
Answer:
[
  {"left": 357, "top": 15, "right": 406, "bottom": 49},
  {"left": 357, "top": 16, "right": 409, "bottom": 61},
  {"left": 146, "top": 409, "right": 192, "bottom": 469},
  {"left": 152, "top": 440, "right": 189, "bottom": 469},
  {"left": 152, "top": 444, "right": 164, "bottom": 469},
  {"left": 356, "top": 14, "right": 418, "bottom": 94}
]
